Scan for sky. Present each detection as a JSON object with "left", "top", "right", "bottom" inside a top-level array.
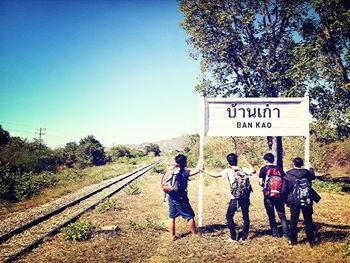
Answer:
[{"left": 0, "top": 0, "right": 201, "bottom": 148}]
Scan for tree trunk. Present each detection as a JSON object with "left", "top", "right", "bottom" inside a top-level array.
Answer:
[{"left": 267, "top": 136, "right": 284, "bottom": 171}]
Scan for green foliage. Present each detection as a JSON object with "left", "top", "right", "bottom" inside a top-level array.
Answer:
[
  {"left": 312, "top": 179, "right": 349, "bottom": 193},
  {"left": 0, "top": 125, "right": 11, "bottom": 146},
  {"left": 0, "top": 137, "right": 62, "bottom": 173},
  {"left": 63, "top": 142, "right": 78, "bottom": 168},
  {"left": 0, "top": 166, "right": 57, "bottom": 201},
  {"left": 64, "top": 221, "right": 96, "bottom": 241},
  {"left": 97, "top": 198, "right": 117, "bottom": 214},
  {"left": 77, "top": 135, "right": 108, "bottom": 167},
  {"left": 56, "top": 168, "right": 88, "bottom": 183},
  {"left": 180, "top": 0, "right": 350, "bottom": 140},
  {"left": 124, "top": 181, "right": 141, "bottom": 195},
  {"left": 129, "top": 219, "right": 167, "bottom": 231},
  {"left": 144, "top": 144, "right": 161, "bottom": 157},
  {"left": 180, "top": 0, "right": 307, "bottom": 98},
  {"left": 110, "top": 145, "right": 146, "bottom": 161},
  {"left": 344, "top": 240, "right": 350, "bottom": 257},
  {"left": 152, "top": 163, "right": 167, "bottom": 174}
]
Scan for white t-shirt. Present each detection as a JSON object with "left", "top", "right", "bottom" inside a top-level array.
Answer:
[{"left": 219, "top": 166, "right": 254, "bottom": 199}]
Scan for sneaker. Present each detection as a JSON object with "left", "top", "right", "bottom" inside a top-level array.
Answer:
[
  {"left": 226, "top": 238, "right": 238, "bottom": 243},
  {"left": 272, "top": 228, "right": 280, "bottom": 237},
  {"left": 239, "top": 236, "right": 248, "bottom": 241}
]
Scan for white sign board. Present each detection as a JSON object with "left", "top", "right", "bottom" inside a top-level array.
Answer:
[
  {"left": 203, "top": 97, "right": 309, "bottom": 137},
  {"left": 197, "top": 95, "right": 310, "bottom": 227}
]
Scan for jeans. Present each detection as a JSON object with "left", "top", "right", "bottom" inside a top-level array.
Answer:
[
  {"left": 264, "top": 197, "right": 289, "bottom": 236},
  {"left": 226, "top": 197, "right": 250, "bottom": 240},
  {"left": 289, "top": 205, "right": 314, "bottom": 244}
]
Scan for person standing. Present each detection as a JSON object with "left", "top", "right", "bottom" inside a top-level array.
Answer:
[
  {"left": 203, "top": 153, "right": 255, "bottom": 242},
  {"left": 259, "top": 153, "right": 289, "bottom": 237},
  {"left": 162, "top": 154, "right": 202, "bottom": 241},
  {"left": 284, "top": 157, "right": 316, "bottom": 246}
]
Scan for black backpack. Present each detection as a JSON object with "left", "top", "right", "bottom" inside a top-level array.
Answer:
[
  {"left": 293, "top": 177, "right": 313, "bottom": 206},
  {"left": 228, "top": 169, "right": 252, "bottom": 199}
]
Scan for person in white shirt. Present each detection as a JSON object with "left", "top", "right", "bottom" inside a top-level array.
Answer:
[{"left": 203, "top": 153, "right": 256, "bottom": 242}]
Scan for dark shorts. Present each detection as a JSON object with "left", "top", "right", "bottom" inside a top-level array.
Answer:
[{"left": 168, "top": 198, "right": 195, "bottom": 221}]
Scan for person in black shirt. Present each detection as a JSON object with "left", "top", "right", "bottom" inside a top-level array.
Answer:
[
  {"left": 259, "top": 153, "right": 289, "bottom": 237},
  {"left": 283, "top": 157, "right": 316, "bottom": 246}
]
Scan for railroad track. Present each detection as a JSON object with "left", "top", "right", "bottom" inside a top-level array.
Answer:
[{"left": 0, "top": 159, "right": 164, "bottom": 262}]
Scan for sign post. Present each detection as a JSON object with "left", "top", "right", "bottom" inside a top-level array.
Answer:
[
  {"left": 198, "top": 96, "right": 205, "bottom": 227},
  {"left": 198, "top": 94, "right": 310, "bottom": 226}
]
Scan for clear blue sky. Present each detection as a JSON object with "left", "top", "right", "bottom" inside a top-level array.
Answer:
[{"left": 0, "top": 0, "right": 200, "bottom": 148}]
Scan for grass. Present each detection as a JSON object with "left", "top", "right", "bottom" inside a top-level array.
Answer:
[{"left": 17, "top": 160, "right": 350, "bottom": 262}]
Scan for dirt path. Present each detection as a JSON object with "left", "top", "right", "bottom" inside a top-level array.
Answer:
[{"left": 16, "top": 169, "right": 350, "bottom": 262}]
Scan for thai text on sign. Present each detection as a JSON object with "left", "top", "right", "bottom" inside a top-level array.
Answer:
[{"left": 202, "top": 96, "right": 309, "bottom": 137}]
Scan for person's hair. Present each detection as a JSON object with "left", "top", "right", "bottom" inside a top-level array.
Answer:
[
  {"left": 175, "top": 154, "right": 187, "bottom": 167},
  {"left": 293, "top": 157, "right": 304, "bottom": 168},
  {"left": 226, "top": 153, "right": 238, "bottom": 166},
  {"left": 263, "top": 153, "right": 275, "bottom": 164}
]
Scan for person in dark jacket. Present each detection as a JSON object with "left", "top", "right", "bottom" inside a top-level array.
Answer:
[
  {"left": 259, "top": 153, "right": 289, "bottom": 238},
  {"left": 283, "top": 157, "right": 316, "bottom": 246}
]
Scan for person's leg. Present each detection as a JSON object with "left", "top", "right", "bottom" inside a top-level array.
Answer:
[
  {"left": 275, "top": 199, "right": 289, "bottom": 237},
  {"left": 289, "top": 205, "right": 301, "bottom": 245},
  {"left": 187, "top": 218, "right": 197, "bottom": 235},
  {"left": 302, "top": 206, "right": 315, "bottom": 245},
  {"left": 264, "top": 197, "right": 277, "bottom": 235},
  {"left": 240, "top": 197, "right": 250, "bottom": 240},
  {"left": 168, "top": 218, "right": 176, "bottom": 240},
  {"left": 168, "top": 199, "right": 179, "bottom": 240},
  {"left": 226, "top": 199, "right": 238, "bottom": 240}
]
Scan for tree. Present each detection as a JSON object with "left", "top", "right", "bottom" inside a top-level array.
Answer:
[
  {"left": 63, "top": 142, "right": 79, "bottom": 167},
  {"left": 180, "top": 0, "right": 308, "bottom": 168},
  {"left": 0, "top": 125, "right": 11, "bottom": 147},
  {"left": 291, "top": 0, "right": 350, "bottom": 141},
  {"left": 144, "top": 144, "right": 161, "bottom": 157},
  {"left": 77, "top": 136, "right": 107, "bottom": 167}
]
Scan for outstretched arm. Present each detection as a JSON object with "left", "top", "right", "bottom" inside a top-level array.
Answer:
[
  {"left": 201, "top": 170, "right": 222, "bottom": 178},
  {"left": 241, "top": 155, "right": 256, "bottom": 174}
]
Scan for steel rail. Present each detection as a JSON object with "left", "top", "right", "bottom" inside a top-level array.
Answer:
[{"left": 1, "top": 159, "right": 164, "bottom": 262}]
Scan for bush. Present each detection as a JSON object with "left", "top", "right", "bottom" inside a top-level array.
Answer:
[
  {"left": 64, "top": 221, "right": 96, "bottom": 241},
  {"left": 344, "top": 241, "right": 350, "bottom": 257},
  {"left": 312, "top": 179, "right": 349, "bottom": 193},
  {"left": 152, "top": 164, "right": 167, "bottom": 174},
  {"left": 124, "top": 181, "right": 141, "bottom": 195},
  {"left": 97, "top": 198, "right": 117, "bottom": 214},
  {"left": 0, "top": 166, "right": 57, "bottom": 201}
]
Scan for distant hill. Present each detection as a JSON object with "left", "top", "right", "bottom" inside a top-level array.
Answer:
[{"left": 126, "top": 135, "right": 189, "bottom": 153}]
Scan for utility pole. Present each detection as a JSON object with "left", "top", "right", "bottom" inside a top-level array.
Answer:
[{"left": 35, "top": 127, "right": 46, "bottom": 145}]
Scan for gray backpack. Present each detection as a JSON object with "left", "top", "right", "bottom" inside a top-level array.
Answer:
[{"left": 228, "top": 169, "right": 252, "bottom": 199}]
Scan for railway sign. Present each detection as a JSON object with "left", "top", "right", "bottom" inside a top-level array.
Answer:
[
  {"left": 202, "top": 96, "right": 309, "bottom": 137},
  {"left": 197, "top": 94, "right": 310, "bottom": 227}
]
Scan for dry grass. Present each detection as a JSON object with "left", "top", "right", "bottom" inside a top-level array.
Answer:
[{"left": 16, "top": 163, "right": 350, "bottom": 263}]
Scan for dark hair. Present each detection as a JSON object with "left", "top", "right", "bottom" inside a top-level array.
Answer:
[
  {"left": 175, "top": 154, "right": 187, "bottom": 167},
  {"left": 226, "top": 153, "right": 238, "bottom": 166},
  {"left": 263, "top": 153, "right": 275, "bottom": 163},
  {"left": 293, "top": 157, "right": 304, "bottom": 168}
]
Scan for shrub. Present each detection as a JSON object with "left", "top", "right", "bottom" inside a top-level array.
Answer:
[
  {"left": 312, "top": 179, "right": 348, "bottom": 193},
  {"left": 97, "top": 198, "right": 117, "bottom": 214},
  {"left": 152, "top": 164, "right": 167, "bottom": 174},
  {"left": 64, "top": 221, "right": 96, "bottom": 241},
  {"left": 124, "top": 181, "right": 141, "bottom": 195},
  {"left": 344, "top": 240, "right": 350, "bottom": 257}
]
